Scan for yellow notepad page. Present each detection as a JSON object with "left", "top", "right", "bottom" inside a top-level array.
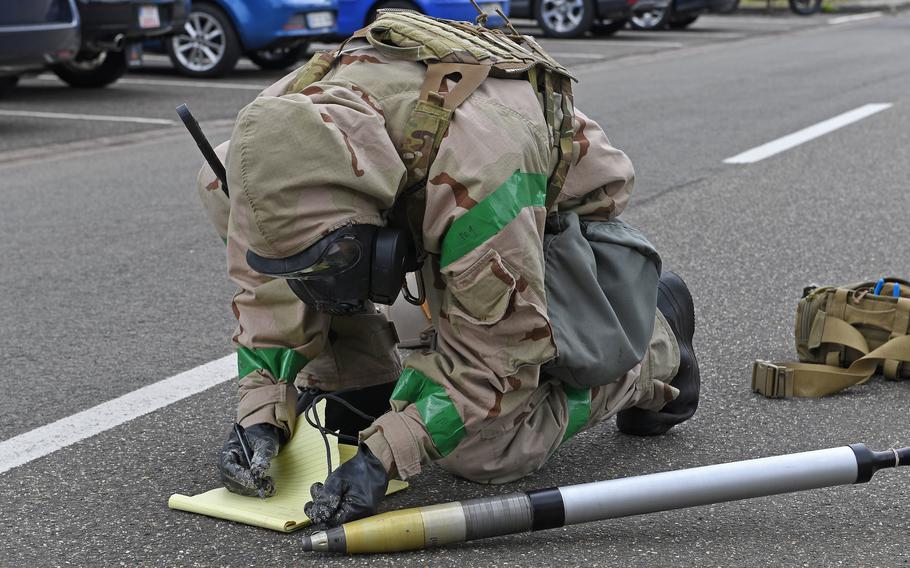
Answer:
[{"left": 168, "top": 402, "right": 407, "bottom": 532}]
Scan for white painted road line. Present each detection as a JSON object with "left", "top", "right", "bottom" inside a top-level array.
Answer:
[
  {"left": 0, "top": 109, "right": 176, "bottom": 125},
  {"left": 35, "top": 73, "right": 265, "bottom": 91},
  {"left": 723, "top": 103, "right": 892, "bottom": 164},
  {"left": 543, "top": 39, "right": 684, "bottom": 48},
  {"left": 829, "top": 11, "right": 882, "bottom": 25},
  {"left": 548, "top": 43, "right": 682, "bottom": 59},
  {"left": 548, "top": 52, "right": 609, "bottom": 60},
  {"left": 0, "top": 354, "right": 236, "bottom": 474}
]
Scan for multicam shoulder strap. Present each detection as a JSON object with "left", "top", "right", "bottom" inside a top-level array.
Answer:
[
  {"left": 752, "top": 278, "right": 910, "bottom": 398},
  {"left": 282, "top": 10, "right": 577, "bottom": 257}
]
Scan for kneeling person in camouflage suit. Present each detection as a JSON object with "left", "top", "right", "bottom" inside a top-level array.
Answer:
[{"left": 196, "top": 12, "right": 700, "bottom": 528}]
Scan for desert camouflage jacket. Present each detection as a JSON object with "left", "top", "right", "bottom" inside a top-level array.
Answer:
[{"left": 201, "top": 40, "right": 635, "bottom": 478}]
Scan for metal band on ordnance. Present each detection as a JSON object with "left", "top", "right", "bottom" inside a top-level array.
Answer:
[{"left": 462, "top": 493, "right": 533, "bottom": 540}]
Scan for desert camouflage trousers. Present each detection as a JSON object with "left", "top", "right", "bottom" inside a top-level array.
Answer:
[{"left": 432, "top": 310, "right": 679, "bottom": 484}]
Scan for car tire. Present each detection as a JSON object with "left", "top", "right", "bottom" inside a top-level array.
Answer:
[
  {"left": 536, "top": 0, "right": 596, "bottom": 38},
  {"left": 789, "top": 0, "right": 822, "bottom": 14},
  {"left": 51, "top": 50, "right": 128, "bottom": 88},
  {"left": 668, "top": 14, "right": 699, "bottom": 28},
  {"left": 247, "top": 44, "right": 309, "bottom": 70},
  {"left": 591, "top": 19, "right": 627, "bottom": 35},
  {"left": 0, "top": 76, "right": 19, "bottom": 97},
  {"left": 712, "top": 0, "right": 740, "bottom": 13},
  {"left": 367, "top": 0, "right": 420, "bottom": 23},
  {"left": 629, "top": 2, "right": 674, "bottom": 30},
  {"left": 167, "top": 3, "right": 241, "bottom": 78}
]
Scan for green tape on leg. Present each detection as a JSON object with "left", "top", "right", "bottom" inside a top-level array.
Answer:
[
  {"left": 392, "top": 368, "right": 466, "bottom": 456},
  {"left": 561, "top": 385, "right": 591, "bottom": 442},
  {"left": 237, "top": 347, "right": 309, "bottom": 383}
]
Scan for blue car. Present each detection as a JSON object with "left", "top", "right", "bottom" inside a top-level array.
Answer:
[
  {"left": 335, "top": 0, "right": 508, "bottom": 37},
  {"left": 0, "top": 0, "right": 81, "bottom": 95},
  {"left": 166, "top": 0, "right": 338, "bottom": 77}
]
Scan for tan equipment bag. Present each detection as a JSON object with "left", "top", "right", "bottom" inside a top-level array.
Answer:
[{"left": 752, "top": 278, "right": 910, "bottom": 398}]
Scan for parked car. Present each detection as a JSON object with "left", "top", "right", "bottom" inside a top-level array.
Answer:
[
  {"left": 334, "top": 0, "right": 508, "bottom": 37},
  {"left": 53, "top": 0, "right": 189, "bottom": 87},
  {"left": 0, "top": 0, "right": 81, "bottom": 96},
  {"left": 510, "top": 0, "right": 630, "bottom": 38},
  {"left": 163, "top": 0, "right": 338, "bottom": 77},
  {"left": 629, "top": 0, "right": 738, "bottom": 30}
]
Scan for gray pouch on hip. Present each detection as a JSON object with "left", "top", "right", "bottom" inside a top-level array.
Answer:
[{"left": 542, "top": 211, "right": 661, "bottom": 389}]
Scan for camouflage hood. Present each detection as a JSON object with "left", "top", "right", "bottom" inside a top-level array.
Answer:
[{"left": 226, "top": 93, "right": 407, "bottom": 259}]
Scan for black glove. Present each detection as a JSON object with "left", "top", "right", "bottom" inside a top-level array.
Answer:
[
  {"left": 304, "top": 443, "right": 389, "bottom": 526},
  {"left": 218, "top": 423, "right": 283, "bottom": 497}
]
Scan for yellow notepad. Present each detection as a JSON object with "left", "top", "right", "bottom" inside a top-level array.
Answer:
[{"left": 168, "top": 402, "right": 407, "bottom": 532}]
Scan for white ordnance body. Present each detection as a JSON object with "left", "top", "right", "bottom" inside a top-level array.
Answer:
[{"left": 559, "top": 446, "right": 858, "bottom": 525}]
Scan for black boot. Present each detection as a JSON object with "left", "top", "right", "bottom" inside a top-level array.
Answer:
[
  {"left": 296, "top": 382, "right": 395, "bottom": 439},
  {"left": 616, "top": 270, "right": 700, "bottom": 436}
]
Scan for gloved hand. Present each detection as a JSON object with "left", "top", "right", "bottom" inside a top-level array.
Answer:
[
  {"left": 218, "top": 423, "right": 283, "bottom": 497},
  {"left": 304, "top": 443, "right": 389, "bottom": 526}
]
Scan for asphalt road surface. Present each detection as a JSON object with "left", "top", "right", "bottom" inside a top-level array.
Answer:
[{"left": 2, "top": 12, "right": 909, "bottom": 567}]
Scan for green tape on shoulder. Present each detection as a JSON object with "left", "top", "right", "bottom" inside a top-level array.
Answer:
[
  {"left": 561, "top": 385, "right": 591, "bottom": 442},
  {"left": 440, "top": 170, "right": 547, "bottom": 268},
  {"left": 237, "top": 347, "right": 308, "bottom": 383},
  {"left": 392, "top": 368, "right": 466, "bottom": 456}
]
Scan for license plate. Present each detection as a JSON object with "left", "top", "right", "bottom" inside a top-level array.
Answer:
[
  {"left": 139, "top": 5, "right": 160, "bottom": 29},
  {"left": 306, "top": 11, "right": 334, "bottom": 29},
  {"left": 128, "top": 43, "right": 144, "bottom": 67},
  {"left": 480, "top": 2, "right": 502, "bottom": 14}
]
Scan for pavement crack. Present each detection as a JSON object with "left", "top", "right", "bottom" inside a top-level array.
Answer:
[{"left": 633, "top": 175, "right": 710, "bottom": 208}]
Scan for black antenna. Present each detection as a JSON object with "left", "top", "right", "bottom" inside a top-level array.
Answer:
[{"left": 175, "top": 103, "right": 229, "bottom": 198}]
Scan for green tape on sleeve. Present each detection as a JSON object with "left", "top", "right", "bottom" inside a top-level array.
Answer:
[
  {"left": 237, "top": 347, "right": 309, "bottom": 383},
  {"left": 391, "top": 368, "right": 466, "bottom": 456},
  {"left": 561, "top": 385, "right": 591, "bottom": 442},
  {"left": 440, "top": 170, "right": 547, "bottom": 268}
]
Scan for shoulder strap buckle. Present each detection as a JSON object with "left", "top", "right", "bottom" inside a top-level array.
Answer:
[{"left": 752, "top": 360, "right": 794, "bottom": 398}]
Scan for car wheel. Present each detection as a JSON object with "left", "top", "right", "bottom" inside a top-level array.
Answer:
[
  {"left": 167, "top": 3, "right": 240, "bottom": 78},
  {"left": 668, "top": 14, "right": 699, "bottom": 28},
  {"left": 536, "top": 0, "right": 596, "bottom": 38},
  {"left": 247, "top": 44, "right": 308, "bottom": 70},
  {"left": 629, "top": 2, "right": 674, "bottom": 30},
  {"left": 367, "top": 0, "right": 420, "bottom": 23},
  {"left": 51, "top": 50, "right": 129, "bottom": 88},
  {"left": 0, "top": 76, "right": 19, "bottom": 97},
  {"left": 788, "top": 0, "right": 822, "bottom": 14},
  {"left": 591, "top": 19, "right": 627, "bottom": 35}
]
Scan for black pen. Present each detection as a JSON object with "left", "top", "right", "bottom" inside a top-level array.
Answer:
[{"left": 233, "top": 422, "right": 265, "bottom": 499}]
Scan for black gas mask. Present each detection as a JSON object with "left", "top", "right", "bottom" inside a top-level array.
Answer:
[{"left": 246, "top": 224, "right": 421, "bottom": 315}]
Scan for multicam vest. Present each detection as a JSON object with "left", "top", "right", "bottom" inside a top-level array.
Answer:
[
  {"left": 281, "top": 10, "right": 576, "bottom": 256},
  {"left": 752, "top": 278, "right": 910, "bottom": 398}
]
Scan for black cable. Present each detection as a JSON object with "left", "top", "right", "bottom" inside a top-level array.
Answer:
[
  {"left": 299, "top": 387, "right": 378, "bottom": 478},
  {"left": 301, "top": 395, "right": 334, "bottom": 478}
]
